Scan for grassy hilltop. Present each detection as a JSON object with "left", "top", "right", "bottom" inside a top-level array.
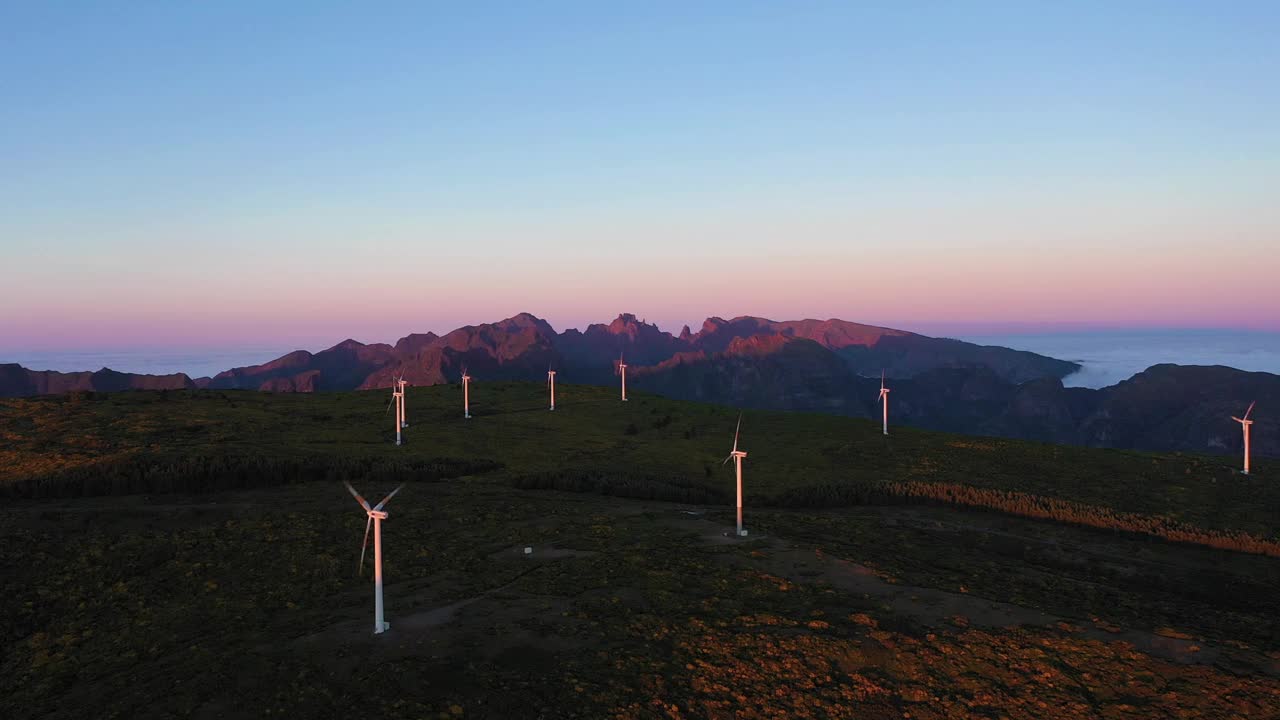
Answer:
[
  {"left": 1, "top": 384, "right": 1279, "bottom": 718},
  {"left": 3, "top": 382, "right": 1277, "bottom": 540}
]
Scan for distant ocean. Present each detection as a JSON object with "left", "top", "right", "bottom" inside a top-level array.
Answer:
[
  {"left": 4, "top": 330, "right": 1279, "bottom": 389},
  {"left": 958, "top": 330, "right": 1280, "bottom": 389},
  {"left": 0, "top": 348, "right": 299, "bottom": 380}
]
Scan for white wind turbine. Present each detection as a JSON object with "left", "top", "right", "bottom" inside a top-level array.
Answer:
[
  {"left": 344, "top": 481, "right": 405, "bottom": 634},
  {"left": 722, "top": 413, "right": 748, "bottom": 537},
  {"left": 386, "top": 377, "right": 405, "bottom": 446},
  {"left": 1232, "top": 401, "right": 1256, "bottom": 475},
  {"left": 397, "top": 376, "right": 409, "bottom": 429},
  {"left": 877, "top": 370, "right": 891, "bottom": 436},
  {"left": 547, "top": 362, "right": 557, "bottom": 411},
  {"left": 461, "top": 366, "right": 472, "bottom": 419},
  {"left": 617, "top": 351, "right": 628, "bottom": 402}
]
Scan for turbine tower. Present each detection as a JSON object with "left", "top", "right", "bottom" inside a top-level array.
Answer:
[
  {"left": 397, "top": 376, "right": 409, "bottom": 428},
  {"left": 386, "top": 380, "right": 405, "bottom": 446},
  {"left": 547, "top": 362, "right": 557, "bottom": 411},
  {"left": 617, "top": 352, "right": 628, "bottom": 402},
  {"left": 461, "top": 367, "right": 472, "bottom": 419},
  {"left": 344, "top": 481, "right": 405, "bottom": 634},
  {"left": 877, "top": 370, "right": 891, "bottom": 436},
  {"left": 1232, "top": 401, "right": 1256, "bottom": 475},
  {"left": 722, "top": 414, "right": 748, "bottom": 537}
]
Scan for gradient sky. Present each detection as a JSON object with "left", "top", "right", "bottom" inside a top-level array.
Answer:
[{"left": 3, "top": 1, "right": 1278, "bottom": 351}]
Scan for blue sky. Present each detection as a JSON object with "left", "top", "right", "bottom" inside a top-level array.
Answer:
[{"left": 2, "top": 1, "right": 1278, "bottom": 349}]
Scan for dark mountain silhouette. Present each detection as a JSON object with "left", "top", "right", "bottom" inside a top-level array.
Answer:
[
  {"left": 0, "top": 364, "right": 195, "bottom": 395},
  {"left": 687, "top": 316, "right": 1078, "bottom": 383},
  {"left": 359, "top": 312, "right": 559, "bottom": 389},
  {"left": 632, "top": 335, "right": 866, "bottom": 414},
  {"left": 558, "top": 313, "right": 689, "bottom": 369},
  {"left": 3, "top": 313, "right": 1274, "bottom": 458},
  {"left": 1076, "top": 365, "right": 1280, "bottom": 453},
  {"left": 183, "top": 312, "right": 1077, "bottom": 394},
  {"left": 205, "top": 339, "right": 394, "bottom": 392},
  {"left": 882, "top": 365, "right": 1277, "bottom": 458}
]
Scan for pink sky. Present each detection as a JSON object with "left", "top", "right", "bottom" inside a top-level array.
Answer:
[
  {"left": 5, "top": 192, "right": 1278, "bottom": 351},
  {"left": 5, "top": 1, "right": 1280, "bottom": 352},
  {"left": 5, "top": 247, "right": 1277, "bottom": 351}
]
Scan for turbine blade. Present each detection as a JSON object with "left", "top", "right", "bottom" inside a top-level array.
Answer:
[
  {"left": 722, "top": 454, "right": 733, "bottom": 466},
  {"left": 359, "top": 514, "right": 372, "bottom": 575},
  {"left": 344, "top": 481, "right": 371, "bottom": 511},
  {"left": 732, "top": 413, "right": 742, "bottom": 453},
  {"left": 1244, "top": 401, "right": 1256, "bottom": 420},
  {"left": 373, "top": 483, "right": 406, "bottom": 511}
]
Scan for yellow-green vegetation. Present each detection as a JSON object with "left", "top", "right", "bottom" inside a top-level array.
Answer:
[{"left": 1, "top": 385, "right": 1279, "bottom": 718}]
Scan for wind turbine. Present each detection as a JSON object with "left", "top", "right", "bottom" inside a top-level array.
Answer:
[
  {"left": 547, "top": 362, "right": 557, "bottom": 411},
  {"left": 722, "top": 413, "right": 748, "bottom": 537},
  {"left": 617, "top": 351, "right": 628, "bottom": 402},
  {"left": 344, "top": 481, "right": 405, "bottom": 634},
  {"left": 1232, "top": 401, "right": 1256, "bottom": 475},
  {"left": 877, "top": 370, "right": 890, "bottom": 436},
  {"left": 386, "top": 381, "right": 404, "bottom": 446},
  {"left": 397, "top": 376, "right": 409, "bottom": 429},
  {"left": 461, "top": 366, "right": 472, "bottom": 419}
]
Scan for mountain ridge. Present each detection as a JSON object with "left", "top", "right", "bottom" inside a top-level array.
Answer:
[
  {"left": 188, "top": 312, "right": 1076, "bottom": 393},
  {"left": 2, "top": 313, "right": 1274, "bottom": 458}
]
